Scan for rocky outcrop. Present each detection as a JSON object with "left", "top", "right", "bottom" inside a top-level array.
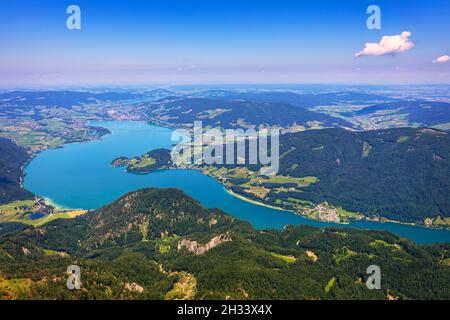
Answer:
[
  {"left": 124, "top": 282, "right": 144, "bottom": 293},
  {"left": 178, "top": 233, "right": 232, "bottom": 255},
  {"left": 306, "top": 250, "right": 318, "bottom": 262}
]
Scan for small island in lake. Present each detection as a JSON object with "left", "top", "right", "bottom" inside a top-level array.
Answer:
[{"left": 111, "top": 148, "right": 173, "bottom": 174}]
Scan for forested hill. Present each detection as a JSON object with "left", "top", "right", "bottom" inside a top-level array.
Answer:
[
  {"left": 145, "top": 97, "right": 353, "bottom": 128},
  {"left": 0, "top": 138, "right": 34, "bottom": 204},
  {"left": 353, "top": 101, "right": 450, "bottom": 127},
  {"left": 275, "top": 127, "right": 450, "bottom": 222},
  {"left": 0, "top": 188, "right": 449, "bottom": 300},
  {"left": 0, "top": 91, "right": 142, "bottom": 109},
  {"left": 198, "top": 90, "right": 396, "bottom": 108}
]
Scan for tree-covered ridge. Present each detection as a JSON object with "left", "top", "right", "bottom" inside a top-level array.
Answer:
[
  {"left": 0, "top": 138, "right": 34, "bottom": 204},
  {"left": 0, "top": 188, "right": 449, "bottom": 300},
  {"left": 197, "top": 90, "right": 397, "bottom": 108},
  {"left": 274, "top": 127, "right": 450, "bottom": 223},
  {"left": 144, "top": 97, "right": 353, "bottom": 129}
]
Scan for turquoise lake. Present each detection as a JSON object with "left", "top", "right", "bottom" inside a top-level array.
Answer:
[{"left": 24, "top": 121, "right": 450, "bottom": 245}]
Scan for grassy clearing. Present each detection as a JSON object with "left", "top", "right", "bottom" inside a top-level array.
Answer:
[
  {"left": 159, "top": 244, "right": 170, "bottom": 254},
  {"left": 128, "top": 156, "right": 156, "bottom": 169},
  {"left": 287, "top": 198, "right": 313, "bottom": 205},
  {"left": 265, "top": 175, "right": 318, "bottom": 186},
  {"left": 240, "top": 174, "right": 318, "bottom": 200},
  {"left": 362, "top": 141, "right": 373, "bottom": 158},
  {"left": 165, "top": 272, "right": 197, "bottom": 300},
  {"left": 34, "top": 210, "right": 87, "bottom": 227},
  {"left": 433, "top": 216, "right": 450, "bottom": 227},
  {"left": 46, "top": 137, "right": 66, "bottom": 148},
  {"left": 1, "top": 198, "right": 88, "bottom": 226},
  {"left": 114, "top": 155, "right": 157, "bottom": 171},
  {"left": 5, "top": 129, "right": 67, "bottom": 150},
  {"left": 324, "top": 277, "right": 336, "bottom": 293},
  {"left": 13, "top": 210, "right": 88, "bottom": 227},
  {"left": 139, "top": 219, "right": 150, "bottom": 241},
  {"left": 441, "top": 258, "right": 450, "bottom": 266},
  {"left": 229, "top": 167, "right": 253, "bottom": 178},
  {"left": 244, "top": 186, "right": 270, "bottom": 199},
  {"left": 336, "top": 207, "right": 361, "bottom": 220},
  {"left": 0, "top": 200, "right": 36, "bottom": 219},
  {"left": 203, "top": 109, "right": 231, "bottom": 119},
  {"left": 43, "top": 249, "right": 61, "bottom": 256},
  {"left": 269, "top": 252, "right": 296, "bottom": 263},
  {"left": 333, "top": 247, "right": 358, "bottom": 265},
  {"left": 210, "top": 167, "right": 317, "bottom": 189},
  {"left": 43, "top": 249, "right": 69, "bottom": 257}
]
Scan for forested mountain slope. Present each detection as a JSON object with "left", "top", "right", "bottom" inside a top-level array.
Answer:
[
  {"left": 145, "top": 97, "right": 353, "bottom": 128},
  {"left": 0, "top": 188, "right": 449, "bottom": 300},
  {"left": 0, "top": 91, "right": 142, "bottom": 109},
  {"left": 199, "top": 90, "right": 396, "bottom": 108},
  {"left": 274, "top": 127, "right": 450, "bottom": 222},
  {"left": 0, "top": 138, "right": 34, "bottom": 204},
  {"left": 353, "top": 101, "right": 450, "bottom": 127}
]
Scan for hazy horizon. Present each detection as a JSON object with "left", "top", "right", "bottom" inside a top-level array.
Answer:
[{"left": 2, "top": 0, "right": 450, "bottom": 86}]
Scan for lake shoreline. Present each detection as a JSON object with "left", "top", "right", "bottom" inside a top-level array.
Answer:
[
  {"left": 23, "top": 120, "right": 450, "bottom": 244},
  {"left": 126, "top": 163, "right": 448, "bottom": 232},
  {"left": 134, "top": 120, "right": 449, "bottom": 231}
]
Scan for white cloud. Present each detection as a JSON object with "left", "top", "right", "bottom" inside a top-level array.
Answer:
[
  {"left": 355, "top": 31, "right": 415, "bottom": 57},
  {"left": 433, "top": 55, "right": 450, "bottom": 64}
]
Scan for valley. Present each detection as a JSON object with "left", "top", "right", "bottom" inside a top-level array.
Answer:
[
  {"left": 14, "top": 120, "right": 450, "bottom": 244},
  {"left": 1, "top": 87, "right": 450, "bottom": 301}
]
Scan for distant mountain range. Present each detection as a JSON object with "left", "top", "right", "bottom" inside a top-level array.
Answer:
[
  {"left": 2, "top": 89, "right": 450, "bottom": 130},
  {"left": 214, "top": 127, "right": 450, "bottom": 223},
  {"left": 144, "top": 97, "right": 353, "bottom": 129},
  {"left": 353, "top": 101, "right": 450, "bottom": 127},
  {"left": 195, "top": 90, "right": 397, "bottom": 108}
]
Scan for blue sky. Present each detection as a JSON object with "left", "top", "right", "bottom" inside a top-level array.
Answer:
[{"left": 1, "top": 0, "right": 449, "bottom": 86}]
